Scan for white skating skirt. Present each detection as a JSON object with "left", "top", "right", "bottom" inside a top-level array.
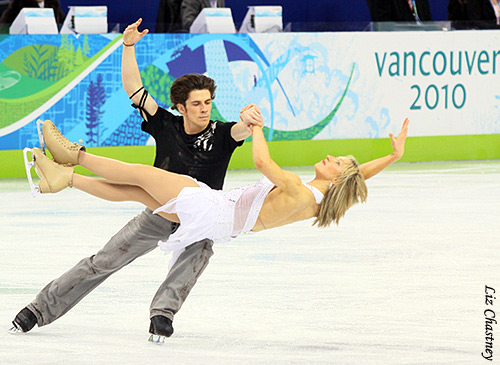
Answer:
[
  {"left": 153, "top": 179, "right": 238, "bottom": 267},
  {"left": 153, "top": 176, "right": 275, "bottom": 268}
]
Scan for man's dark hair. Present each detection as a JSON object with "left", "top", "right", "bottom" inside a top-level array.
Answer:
[{"left": 170, "top": 73, "right": 216, "bottom": 110}]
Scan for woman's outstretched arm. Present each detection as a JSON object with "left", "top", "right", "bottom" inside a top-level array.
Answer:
[
  {"left": 246, "top": 108, "right": 302, "bottom": 193},
  {"left": 359, "top": 118, "right": 409, "bottom": 180}
]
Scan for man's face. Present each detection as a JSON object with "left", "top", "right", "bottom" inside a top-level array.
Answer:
[{"left": 177, "top": 89, "right": 213, "bottom": 134}]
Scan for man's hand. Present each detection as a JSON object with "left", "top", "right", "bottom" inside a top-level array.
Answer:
[
  {"left": 123, "top": 18, "right": 149, "bottom": 46},
  {"left": 390, "top": 117, "right": 409, "bottom": 160},
  {"left": 240, "top": 103, "right": 260, "bottom": 114},
  {"left": 240, "top": 104, "right": 264, "bottom": 133}
]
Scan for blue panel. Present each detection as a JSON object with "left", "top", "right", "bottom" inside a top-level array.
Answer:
[
  {"left": 167, "top": 45, "right": 206, "bottom": 78},
  {"left": 224, "top": 41, "right": 253, "bottom": 62}
]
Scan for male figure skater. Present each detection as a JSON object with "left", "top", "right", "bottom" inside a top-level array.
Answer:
[{"left": 11, "top": 18, "right": 262, "bottom": 339}]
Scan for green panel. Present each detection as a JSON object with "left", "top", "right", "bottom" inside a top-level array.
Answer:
[
  {"left": 0, "top": 146, "right": 156, "bottom": 179},
  {"left": 140, "top": 65, "right": 175, "bottom": 107},
  {"left": 0, "top": 63, "right": 54, "bottom": 99},
  {"left": 0, "top": 36, "right": 121, "bottom": 129},
  {"left": 2, "top": 134, "right": 500, "bottom": 178},
  {"left": 229, "top": 134, "right": 500, "bottom": 169}
]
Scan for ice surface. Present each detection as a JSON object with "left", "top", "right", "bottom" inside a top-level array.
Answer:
[{"left": 1, "top": 161, "right": 499, "bottom": 364}]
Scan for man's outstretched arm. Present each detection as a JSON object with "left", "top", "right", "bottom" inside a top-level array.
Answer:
[
  {"left": 121, "top": 18, "right": 158, "bottom": 120},
  {"left": 231, "top": 104, "right": 265, "bottom": 142}
]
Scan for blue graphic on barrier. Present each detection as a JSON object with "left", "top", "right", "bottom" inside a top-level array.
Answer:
[{"left": 0, "top": 33, "right": 358, "bottom": 150}]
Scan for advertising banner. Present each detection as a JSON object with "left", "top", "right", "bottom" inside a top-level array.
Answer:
[{"left": 1, "top": 31, "right": 499, "bottom": 151}]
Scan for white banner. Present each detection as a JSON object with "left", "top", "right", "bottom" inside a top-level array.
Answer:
[{"left": 249, "top": 30, "right": 500, "bottom": 138}]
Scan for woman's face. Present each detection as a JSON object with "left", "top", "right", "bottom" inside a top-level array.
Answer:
[{"left": 314, "top": 155, "right": 350, "bottom": 181}]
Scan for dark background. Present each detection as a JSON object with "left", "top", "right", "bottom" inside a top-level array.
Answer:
[{"left": 56, "top": 0, "right": 449, "bottom": 32}]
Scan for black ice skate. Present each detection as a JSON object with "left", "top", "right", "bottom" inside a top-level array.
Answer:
[
  {"left": 148, "top": 315, "right": 174, "bottom": 343},
  {"left": 8, "top": 307, "right": 37, "bottom": 334}
]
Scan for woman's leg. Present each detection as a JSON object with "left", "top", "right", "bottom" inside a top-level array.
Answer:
[
  {"left": 72, "top": 175, "right": 180, "bottom": 222},
  {"left": 73, "top": 175, "right": 160, "bottom": 207},
  {"left": 77, "top": 151, "right": 199, "bottom": 205}
]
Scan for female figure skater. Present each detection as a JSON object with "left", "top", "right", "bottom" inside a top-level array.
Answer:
[{"left": 27, "top": 109, "right": 409, "bottom": 263}]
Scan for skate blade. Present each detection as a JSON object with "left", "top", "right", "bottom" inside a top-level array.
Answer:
[
  {"left": 8, "top": 325, "right": 23, "bottom": 334},
  {"left": 23, "top": 147, "right": 40, "bottom": 198},
  {"left": 36, "top": 119, "right": 45, "bottom": 153},
  {"left": 148, "top": 334, "right": 166, "bottom": 344}
]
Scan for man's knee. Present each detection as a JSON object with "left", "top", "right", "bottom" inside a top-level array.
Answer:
[
  {"left": 90, "top": 226, "right": 158, "bottom": 273},
  {"left": 186, "top": 239, "right": 214, "bottom": 259},
  {"left": 89, "top": 244, "right": 136, "bottom": 274},
  {"left": 180, "top": 239, "right": 214, "bottom": 275},
  {"left": 199, "top": 239, "right": 214, "bottom": 259}
]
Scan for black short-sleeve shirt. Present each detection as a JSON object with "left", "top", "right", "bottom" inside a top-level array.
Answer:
[{"left": 141, "top": 107, "right": 243, "bottom": 190}]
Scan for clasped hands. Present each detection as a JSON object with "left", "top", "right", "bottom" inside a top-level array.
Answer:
[{"left": 239, "top": 104, "right": 264, "bottom": 134}]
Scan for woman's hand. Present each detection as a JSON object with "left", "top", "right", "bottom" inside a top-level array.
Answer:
[
  {"left": 390, "top": 118, "right": 409, "bottom": 160},
  {"left": 359, "top": 118, "right": 409, "bottom": 180},
  {"left": 240, "top": 104, "right": 264, "bottom": 133},
  {"left": 123, "top": 18, "right": 149, "bottom": 46},
  {"left": 240, "top": 103, "right": 260, "bottom": 114}
]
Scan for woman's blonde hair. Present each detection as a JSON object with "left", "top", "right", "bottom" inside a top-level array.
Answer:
[{"left": 313, "top": 156, "right": 368, "bottom": 227}]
